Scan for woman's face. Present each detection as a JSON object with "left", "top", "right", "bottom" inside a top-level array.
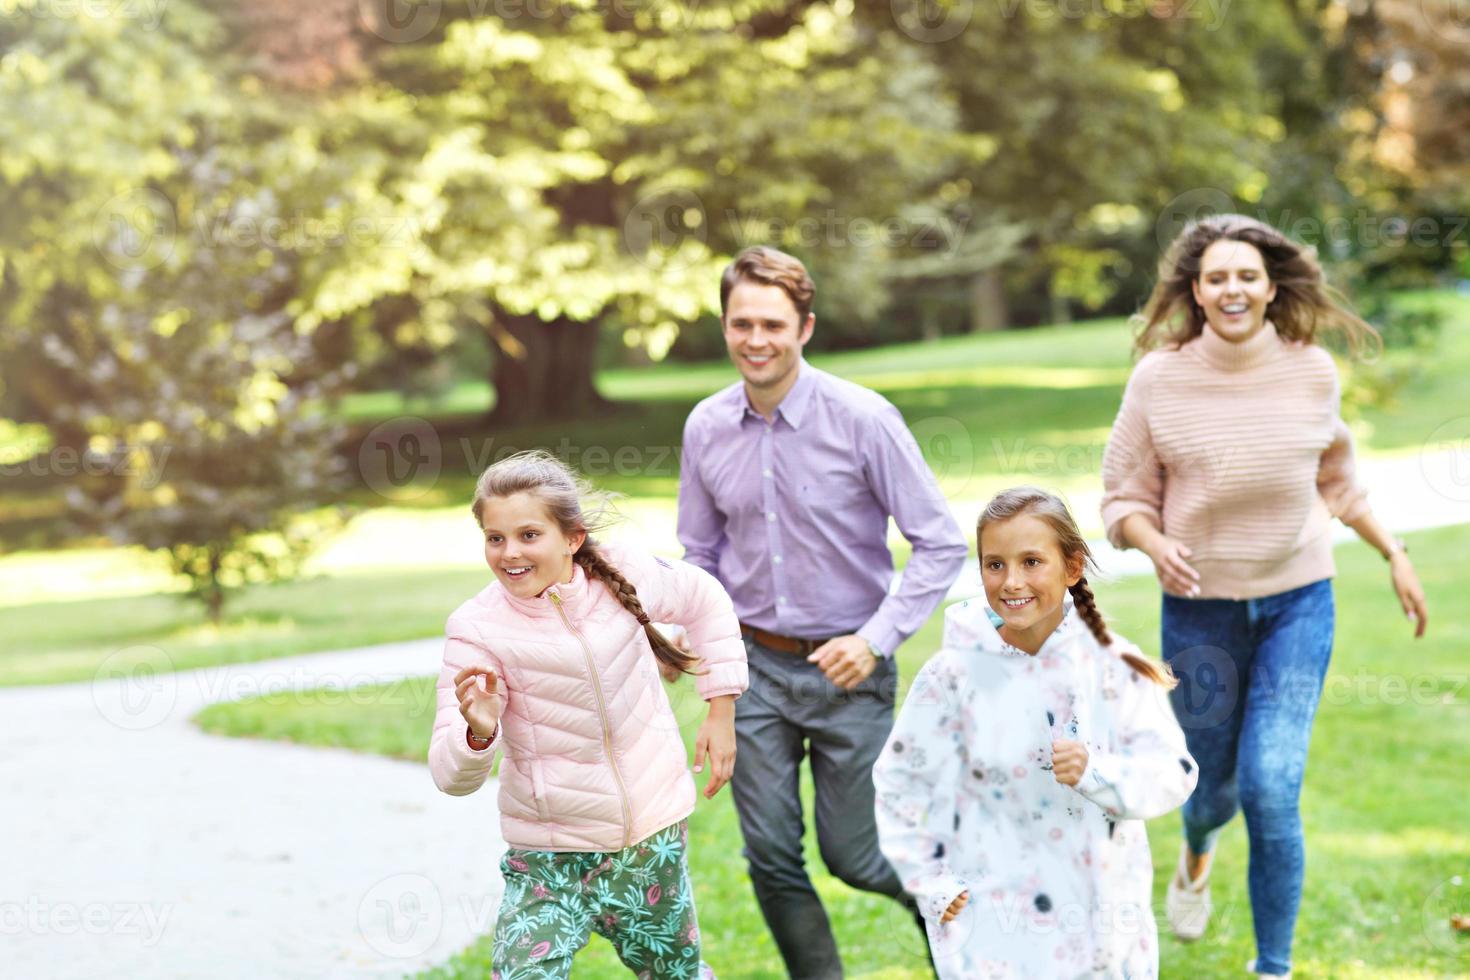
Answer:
[{"left": 1191, "top": 238, "right": 1278, "bottom": 344}]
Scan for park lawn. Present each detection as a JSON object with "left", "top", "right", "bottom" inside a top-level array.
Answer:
[
  {"left": 196, "top": 526, "right": 1470, "bottom": 979},
  {"left": 0, "top": 567, "right": 489, "bottom": 687},
  {"left": 5, "top": 290, "right": 1468, "bottom": 685}
]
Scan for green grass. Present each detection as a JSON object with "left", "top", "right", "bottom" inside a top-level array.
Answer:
[
  {"left": 6, "top": 291, "right": 1469, "bottom": 686},
  {"left": 196, "top": 527, "right": 1470, "bottom": 978},
  {"left": 0, "top": 567, "right": 489, "bottom": 686}
]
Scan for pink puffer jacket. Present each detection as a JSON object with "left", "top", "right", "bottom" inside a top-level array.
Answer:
[{"left": 429, "top": 541, "right": 747, "bottom": 852}]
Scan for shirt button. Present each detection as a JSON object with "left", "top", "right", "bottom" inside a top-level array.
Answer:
[
  {"left": 766, "top": 512, "right": 776, "bottom": 522},
  {"left": 773, "top": 555, "right": 783, "bottom": 565},
  {"left": 778, "top": 596, "right": 787, "bottom": 604},
  {"left": 763, "top": 469, "right": 772, "bottom": 478}
]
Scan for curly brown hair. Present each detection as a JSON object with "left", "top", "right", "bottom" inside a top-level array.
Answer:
[{"left": 1135, "top": 213, "right": 1380, "bottom": 359}]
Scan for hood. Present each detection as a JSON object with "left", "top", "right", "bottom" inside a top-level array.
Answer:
[{"left": 941, "top": 593, "right": 1082, "bottom": 659}]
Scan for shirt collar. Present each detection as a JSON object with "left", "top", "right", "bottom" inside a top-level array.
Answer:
[
  {"left": 500, "top": 559, "right": 590, "bottom": 618},
  {"left": 739, "top": 360, "right": 816, "bottom": 429}
]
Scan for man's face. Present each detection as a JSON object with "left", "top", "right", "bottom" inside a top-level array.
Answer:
[{"left": 721, "top": 281, "right": 814, "bottom": 392}]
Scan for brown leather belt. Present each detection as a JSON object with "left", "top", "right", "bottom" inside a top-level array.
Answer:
[{"left": 740, "top": 622, "right": 833, "bottom": 656}]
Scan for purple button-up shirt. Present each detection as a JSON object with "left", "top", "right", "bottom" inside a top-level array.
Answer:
[{"left": 677, "top": 362, "right": 967, "bottom": 656}]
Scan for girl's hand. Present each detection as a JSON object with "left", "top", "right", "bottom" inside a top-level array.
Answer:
[
  {"left": 1051, "top": 739, "right": 1088, "bottom": 787},
  {"left": 1146, "top": 535, "right": 1200, "bottom": 597},
  {"left": 941, "top": 891, "right": 969, "bottom": 924},
  {"left": 693, "top": 697, "right": 736, "bottom": 799},
  {"left": 1390, "top": 554, "right": 1429, "bottom": 638},
  {"left": 453, "top": 665, "right": 502, "bottom": 739}
]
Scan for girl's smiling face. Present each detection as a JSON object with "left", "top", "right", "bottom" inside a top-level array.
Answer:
[
  {"left": 980, "top": 514, "right": 1083, "bottom": 655},
  {"left": 479, "top": 492, "right": 585, "bottom": 598}
]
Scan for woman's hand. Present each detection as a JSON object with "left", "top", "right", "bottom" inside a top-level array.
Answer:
[
  {"left": 1051, "top": 739, "right": 1089, "bottom": 787},
  {"left": 1145, "top": 535, "right": 1201, "bottom": 597},
  {"left": 941, "top": 891, "right": 969, "bottom": 923},
  {"left": 693, "top": 696, "right": 737, "bottom": 799},
  {"left": 453, "top": 665, "right": 502, "bottom": 739},
  {"left": 1390, "top": 553, "right": 1429, "bottom": 638}
]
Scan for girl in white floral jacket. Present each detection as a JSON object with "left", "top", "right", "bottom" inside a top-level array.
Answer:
[{"left": 874, "top": 487, "right": 1198, "bottom": 979}]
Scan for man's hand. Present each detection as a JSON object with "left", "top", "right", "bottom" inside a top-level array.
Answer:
[
  {"left": 941, "top": 891, "right": 969, "bottom": 923},
  {"left": 1051, "top": 739, "right": 1088, "bottom": 787},
  {"left": 808, "top": 634, "right": 879, "bottom": 690}
]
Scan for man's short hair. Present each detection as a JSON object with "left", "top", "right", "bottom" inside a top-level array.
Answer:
[{"left": 719, "top": 246, "right": 815, "bottom": 322}]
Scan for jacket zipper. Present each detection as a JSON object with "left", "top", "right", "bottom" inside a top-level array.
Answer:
[{"left": 549, "top": 590, "right": 634, "bottom": 849}]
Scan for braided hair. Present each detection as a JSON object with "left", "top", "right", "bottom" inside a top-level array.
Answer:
[
  {"left": 978, "top": 486, "right": 1176, "bottom": 689},
  {"left": 473, "top": 450, "right": 700, "bottom": 676}
]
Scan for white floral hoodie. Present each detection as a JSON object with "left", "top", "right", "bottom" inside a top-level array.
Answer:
[{"left": 873, "top": 597, "right": 1198, "bottom": 979}]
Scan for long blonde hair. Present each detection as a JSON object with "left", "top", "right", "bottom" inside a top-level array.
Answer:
[
  {"left": 472, "top": 450, "right": 698, "bottom": 676},
  {"left": 1136, "top": 213, "right": 1380, "bottom": 359},
  {"left": 978, "top": 486, "right": 1176, "bottom": 689}
]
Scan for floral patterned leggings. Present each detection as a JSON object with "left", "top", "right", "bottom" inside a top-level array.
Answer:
[{"left": 491, "top": 820, "right": 715, "bottom": 980}]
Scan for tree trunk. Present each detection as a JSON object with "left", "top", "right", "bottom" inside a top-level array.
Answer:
[
  {"left": 1048, "top": 281, "right": 1072, "bottom": 326},
  {"left": 969, "top": 268, "right": 1008, "bottom": 332},
  {"left": 487, "top": 310, "right": 613, "bottom": 426}
]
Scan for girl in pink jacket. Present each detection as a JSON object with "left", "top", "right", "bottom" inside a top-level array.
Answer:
[{"left": 429, "top": 450, "right": 747, "bottom": 979}]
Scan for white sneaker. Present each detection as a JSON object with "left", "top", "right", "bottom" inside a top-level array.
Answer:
[
  {"left": 1246, "top": 957, "right": 1291, "bottom": 979},
  {"left": 1165, "top": 844, "right": 1212, "bottom": 941}
]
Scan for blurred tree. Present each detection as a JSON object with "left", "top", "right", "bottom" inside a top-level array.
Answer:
[
  {"left": 0, "top": 3, "right": 349, "bottom": 619},
  {"left": 274, "top": 0, "right": 995, "bottom": 423}
]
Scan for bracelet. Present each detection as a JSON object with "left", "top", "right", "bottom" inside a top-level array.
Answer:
[
  {"left": 466, "top": 725, "right": 496, "bottom": 750},
  {"left": 1384, "top": 538, "right": 1408, "bottom": 561}
]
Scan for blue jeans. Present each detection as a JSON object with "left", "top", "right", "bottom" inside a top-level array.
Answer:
[{"left": 1161, "top": 578, "right": 1335, "bottom": 977}]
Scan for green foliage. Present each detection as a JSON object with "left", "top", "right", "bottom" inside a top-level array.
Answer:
[{"left": 0, "top": 3, "right": 352, "bottom": 619}]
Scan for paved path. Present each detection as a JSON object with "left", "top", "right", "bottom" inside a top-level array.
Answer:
[
  {"left": 0, "top": 641, "right": 490, "bottom": 979},
  {"left": 2, "top": 448, "right": 1464, "bottom": 978}
]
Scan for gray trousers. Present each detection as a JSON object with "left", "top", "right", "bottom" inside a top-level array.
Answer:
[{"left": 731, "top": 637, "right": 930, "bottom": 979}]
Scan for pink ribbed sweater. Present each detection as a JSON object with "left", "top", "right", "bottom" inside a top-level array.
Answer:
[{"left": 1101, "top": 321, "right": 1372, "bottom": 600}]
